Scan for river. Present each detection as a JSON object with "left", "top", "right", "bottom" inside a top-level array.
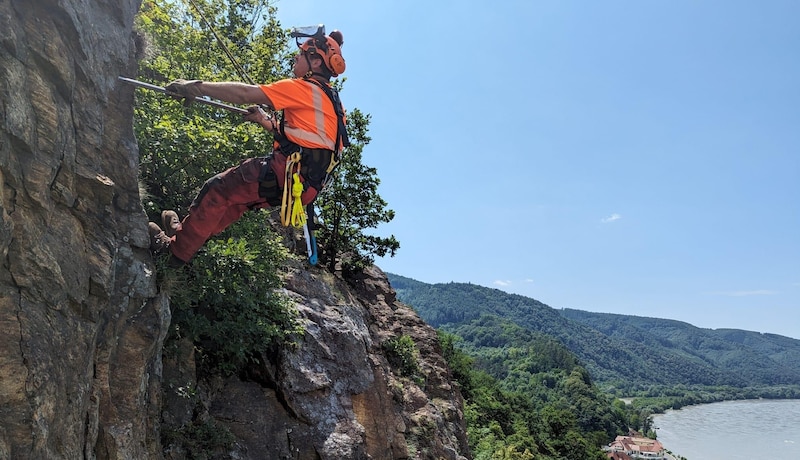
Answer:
[{"left": 652, "top": 399, "right": 800, "bottom": 460}]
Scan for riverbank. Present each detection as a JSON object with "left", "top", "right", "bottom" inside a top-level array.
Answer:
[{"left": 616, "top": 389, "right": 800, "bottom": 424}]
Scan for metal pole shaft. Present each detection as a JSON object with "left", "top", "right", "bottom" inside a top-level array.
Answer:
[{"left": 118, "top": 76, "right": 249, "bottom": 115}]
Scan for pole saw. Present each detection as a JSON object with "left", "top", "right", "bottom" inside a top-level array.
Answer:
[{"left": 118, "top": 76, "right": 249, "bottom": 114}]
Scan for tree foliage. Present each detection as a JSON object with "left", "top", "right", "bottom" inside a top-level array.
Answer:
[
  {"left": 164, "top": 217, "right": 302, "bottom": 376},
  {"left": 315, "top": 108, "right": 400, "bottom": 273},
  {"left": 383, "top": 334, "right": 423, "bottom": 383},
  {"left": 440, "top": 328, "right": 617, "bottom": 460}
]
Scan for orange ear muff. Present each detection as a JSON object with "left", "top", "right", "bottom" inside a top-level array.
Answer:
[{"left": 329, "top": 54, "right": 346, "bottom": 75}]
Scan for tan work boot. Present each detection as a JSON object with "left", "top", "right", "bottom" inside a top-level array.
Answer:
[
  {"left": 148, "top": 222, "right": 172, "bottom": 253},
  {"left": 161, "top": 210, "right": 182, "bottom": 237}
]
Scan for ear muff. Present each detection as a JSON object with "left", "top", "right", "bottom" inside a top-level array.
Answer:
[{"left": 328, "top": 53, "right": 346, "bottom": 76}]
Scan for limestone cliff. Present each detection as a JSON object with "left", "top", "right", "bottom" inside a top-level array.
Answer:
[
  {"left": 0, "top": 0, "right": 469, "bottom": 459},
  {"left": 1, "top": 0, "right": 166, "bottom": 458},
  {"left": 161, "top": 265, "right": 470, "bottom": 459}
]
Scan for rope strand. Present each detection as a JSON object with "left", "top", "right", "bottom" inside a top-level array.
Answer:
[{"left": 185, "top": 0, "right": 256, "bottom": 85}]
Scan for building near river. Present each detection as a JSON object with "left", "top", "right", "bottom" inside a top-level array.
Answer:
[
  {"left": 607, "top": 451, "right": 633, "bottom": 460},
  {"left": 606, "top": 435, "right": 666, "bottom": 459}
]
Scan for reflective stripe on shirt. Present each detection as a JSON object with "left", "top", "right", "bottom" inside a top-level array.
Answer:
[{"left": 282, "top": 84, "right": 335, "bottom": 150}]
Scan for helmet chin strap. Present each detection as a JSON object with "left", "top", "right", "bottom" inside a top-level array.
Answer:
[
  {"left": 302, "top": 51, "right": 328, "bottom": 80},
  {"left": 303, "top": 53, "right": 316, "bottom": 78}
]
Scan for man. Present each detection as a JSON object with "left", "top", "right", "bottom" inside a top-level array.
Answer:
[{"left": 148, "top": 28, "right": 348, "bottom": 267}]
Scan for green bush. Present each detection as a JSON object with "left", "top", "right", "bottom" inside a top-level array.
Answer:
[
  {"left": 163, "top": 418, "right": 235, "bottom": 459},
  {"left": 165, "top": 213, "right": 302, "bottom": 376},
  {"left": 383, "top": 335, "right": 422, "bottom": 382}
]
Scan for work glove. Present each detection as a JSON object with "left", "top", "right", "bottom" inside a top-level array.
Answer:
[
  {"left": 244, "top": 105, "right": 275, "bottom": 131},
  {"left": 244, "top": 105, "right": 269, "bottom": 123},
  {"left": 164, "top": 79, "right": 203, "bottom": 105}
]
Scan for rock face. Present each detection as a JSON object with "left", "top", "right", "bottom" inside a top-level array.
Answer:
[
  {"left": 1, "top": 0, "right": 168, "bottom": 459},
  {"left": 1, "top": 0, "right": 470, "bottom": 459},
  {"left": 162, "top": 265, "right": 470, "bottom": 459}
]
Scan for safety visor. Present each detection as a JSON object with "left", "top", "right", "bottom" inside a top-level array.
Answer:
[{"left": 290, "top": 24, "right": 326, "bottom": 48}]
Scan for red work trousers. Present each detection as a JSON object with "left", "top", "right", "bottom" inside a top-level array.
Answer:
[{"left": 169, "top": 152, "right": 320, "bottom": 263}]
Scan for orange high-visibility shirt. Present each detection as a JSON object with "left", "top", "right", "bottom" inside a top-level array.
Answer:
[{"left": 259, "top": 79, "right": 344, "bottom": 151}]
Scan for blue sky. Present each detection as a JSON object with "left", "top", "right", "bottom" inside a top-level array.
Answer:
[{"left": 274, "top": 1, "right": 800, "bottom": 340}]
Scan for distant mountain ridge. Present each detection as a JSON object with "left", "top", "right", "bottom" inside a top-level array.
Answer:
[{"left": 386, "top": 273, "right": 800, "bottom": 391}]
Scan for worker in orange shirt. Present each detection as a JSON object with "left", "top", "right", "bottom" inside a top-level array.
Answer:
[{"left": 149, "top": 27, "right": 349, "bottom": 267}]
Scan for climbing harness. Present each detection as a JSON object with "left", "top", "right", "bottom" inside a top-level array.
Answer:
[
  {"left": 269, "top": 76, "right": 349, "bottom": 266},
  {"left": 277, "top": 153, "right": 319, "bottom": 264},
  {"left": 273, "top": 77, "right": 350, "bottom": 194}
]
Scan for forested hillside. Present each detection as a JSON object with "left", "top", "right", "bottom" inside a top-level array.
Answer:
[
  {"left": 387, "top": 274, "right": 800, "bottom": 394},
  {"left": 560, "top": 309, "right": 800, "bottom": 388},
  {"left": 436, "top": 311, "right": 630, "bottom": 458},
  {"left": 388, "top": 276, "right": 637, "bottom": 458}
]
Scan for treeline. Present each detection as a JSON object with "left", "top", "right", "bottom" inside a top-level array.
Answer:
[
  {"left": 626, "top": 384, "right": 800, "bottom": 415},
  {"left": 560, "top": 308, "right": 800, "bottom": 388},
  {"left": 389, "top": 273, "right": 800, "bottom": 456},
  {"left": 388, "top": 274, "right": 800, "bottom": 392}
]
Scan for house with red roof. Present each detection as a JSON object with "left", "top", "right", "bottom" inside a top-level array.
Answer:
[{"left": 606, "top": 435, "right": 666, "bottom": 459}]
